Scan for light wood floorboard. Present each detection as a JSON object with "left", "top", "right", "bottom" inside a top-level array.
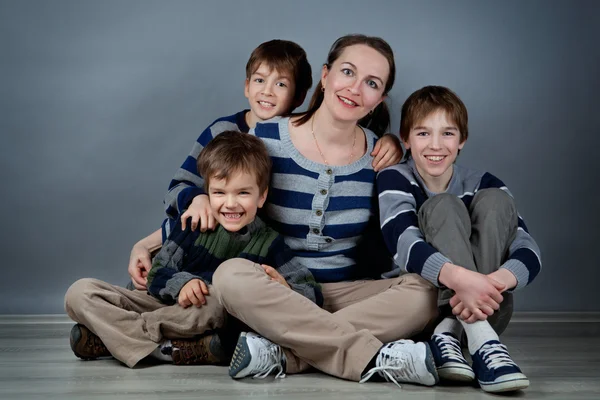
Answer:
[{"left": 0, "top": 314, "right": 599, "bottom": 400}]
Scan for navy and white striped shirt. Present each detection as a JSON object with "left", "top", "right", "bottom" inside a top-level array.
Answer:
[
  {"left": 377, "top": 159, "right": 541, "bottom": 290},
  {"left": 164, "top": 115, "right": 387, "bottom": 283}
]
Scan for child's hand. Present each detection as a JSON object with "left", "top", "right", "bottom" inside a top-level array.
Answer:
[
  {"left": 128, "top": 241, "right": 151, "bottom": 290},
  {"left": 180, "top": 194, "right": 217, "bottom": 232},
  {"left": 261, "top": 264, "right": 291, "bottom": 289},
  {"left": 448, "top": 267, "right": 505, "bottom": 321},
  {"left": 178, "top": 279, "right": 210, "bottom": 308},
  {"left": 371, "top": 134, "right": 403, "bottom": 171}
]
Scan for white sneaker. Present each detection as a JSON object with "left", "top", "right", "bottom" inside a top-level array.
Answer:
[
  {"left": 360, "top": 339, "right": 439, "bottom": 387},
  {"left": 229, "top": 332, "right": 286, "bottom": 379}
]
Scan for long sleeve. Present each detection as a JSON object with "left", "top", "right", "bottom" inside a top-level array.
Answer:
[
  {"left": 163, "top": 111, "right": 249, "bottom": 233},
  {"left": 146, "top": 218, "right": 205, "bottom": 303},
  {"left": 376, "top": 168, "right": 450, "bottom": 286}
]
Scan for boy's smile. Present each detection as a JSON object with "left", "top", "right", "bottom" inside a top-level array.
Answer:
[
  {"left": 403, "top": 109, "right": 466, "bottom": 193},
  {"left": 207, "top": 171, "right": 267, "bottom": 232},
  {"left": 245, "top": 63, "right": 296, "bottom": 128}
]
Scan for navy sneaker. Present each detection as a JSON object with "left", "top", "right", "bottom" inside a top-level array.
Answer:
[
  {"left": 229, "top": 332, "right": 286, "bottom": 379},
  {"left": 471, "top": 340, "right": 529, "bottom": 393},
  {"left": 429, "top": 332, "right": 475, "bottom": 382}
]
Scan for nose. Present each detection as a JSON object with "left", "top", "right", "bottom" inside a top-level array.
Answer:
[
  {"left": 430, "top": 133, "right": 442, "bottom": 149},
  {"left": 347, "top": 78, "right": 361, "bottom": 95},
  {"left": 262, "top": 80, "right": 274, "bottom": 96},
  {"left": 225, "top": 194, "right": 237, "bottom": 208}
]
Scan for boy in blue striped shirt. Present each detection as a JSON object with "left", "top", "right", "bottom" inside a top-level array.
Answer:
[{"left": 377, "top": 86, "right": 541, "bottom": 393}]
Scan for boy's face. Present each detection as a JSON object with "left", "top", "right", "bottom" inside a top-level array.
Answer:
[
  {"left": 245, "top": 63, "right": 296, "bottom": 127},
  {"left": 403, "top": 109, "right": 466, "bottom": 190},
  {"left": 207, "top": 171, "right": 268, "bottom": 232}
]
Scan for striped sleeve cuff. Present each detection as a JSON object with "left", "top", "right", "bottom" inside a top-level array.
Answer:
[
  {"left": 499, "top": 260, "right": 530, "bottom": 291},
  {"left": 421, "top": 252, "right": 452, "bottom": 287}
]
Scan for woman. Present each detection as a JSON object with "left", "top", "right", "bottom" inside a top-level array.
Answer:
[{"left": 211, "top": 35, "right": 439, "bottom": 387}]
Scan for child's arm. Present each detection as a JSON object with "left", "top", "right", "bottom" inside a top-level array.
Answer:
[
  {"left": 164, "top": 116, "right": 240, "bottom": 230},
  {"left": 371, "top": 134, "right": 403, "bottom": 172},
  {"left": 146, "top": 218, "right": 206, "bottom": 304},
  {"left": 377, "top": 168, "right": 451, "bottom": 284},
  {"left": 478, "top": 173, "right": 542, "bottom": 291},
  {"left": 266, "top": 237, "right": 323, "bottom": 307}
]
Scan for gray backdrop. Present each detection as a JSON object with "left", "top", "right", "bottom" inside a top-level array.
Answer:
[{"left": 1, "top": 0, "right": 598, "bottom": 314}]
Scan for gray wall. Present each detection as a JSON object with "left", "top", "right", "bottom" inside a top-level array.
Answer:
[{"left": 1, "top": 0, "right": 598, "bottom": 314}]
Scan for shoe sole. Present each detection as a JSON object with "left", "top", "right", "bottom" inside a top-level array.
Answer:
[
  {"left": 438, "top": 364, "right": 476, "bottom": 382},
  {"left": 229, "top": 332, "right": 251, "bottom": 378},
  {"left": 423, "top": 343, "right": 441, "bottom": 386},
  {"left": 479, "top": 373, "right": 530, "bottom": 393}
]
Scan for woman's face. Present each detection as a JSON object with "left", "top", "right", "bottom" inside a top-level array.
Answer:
[{"left": 321, "top": 44, "right": 389, "bottom": 123}]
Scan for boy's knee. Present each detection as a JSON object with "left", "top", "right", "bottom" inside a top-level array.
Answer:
[
  {"left": 471, "top": 188, "right": 516, "bottom": 215},
  {"left": 64, "top": 278, "right": 99, "bottom": 314},
  {"left": 419, "top": 193, "right": 469, "bottom": 222},
  {"left": 212, "top": 258, "right": 258, "bottom": 299},
  {"left": 399, "top": 274, "right": 439, "bottom": 324}
]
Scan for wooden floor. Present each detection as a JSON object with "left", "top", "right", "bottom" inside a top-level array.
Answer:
[{"left": 1, "top": 314, "right": 599, "bottom": 400}]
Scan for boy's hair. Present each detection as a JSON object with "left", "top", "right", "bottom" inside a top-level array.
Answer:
[
  {"left": 246, "top": 39, "right": 312, "bottom": 110},
  {"left": 197, "top": 131, "right": 271, "bottom": 193},
  {"left": 400, "top": 85, "right": 469, "bottom": 158}
]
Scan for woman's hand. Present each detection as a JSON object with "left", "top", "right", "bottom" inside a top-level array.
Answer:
[
  {"left": 180, "top": 194, "right": 217, "bottom": 232},
  {"left": 371, "top": 134, "right": 403, "bottom": 171},
  {"left": 262, "top": 264, "right": 291, "bottom": 289}
]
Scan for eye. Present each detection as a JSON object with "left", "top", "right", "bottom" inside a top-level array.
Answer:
[
  {"left": 276, "top": 82, "right": 287, "bottom": 88},
  {"left": 254, "top": 78, "right": 264, "bottom": 83},
  {"left": 443, "top": 131, "right": 456, "bottom": 136},
  {"left": 240, "top": 191, "right": 250, "bottom": 195},
  {"left": 341, "top": 68, "right": 354, "bottom": 76},
  {"left": 211, "top": 191, "right": 224, "bottom": 195},
  {"left": 366, "top": 80, "right": 379, "bottom": 89},
  {"left": 416, "top": 131, "right": 428, "bottom": 136}
]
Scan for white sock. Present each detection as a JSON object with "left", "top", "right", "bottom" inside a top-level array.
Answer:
[
  {"left": 459, "top": 320, "right": 499, "bottom": 355},
  {"left": 433, "top": 317, "right": 464, "bottom": 339},
  {"left": 150, "top": 340, "right": 173, "bottom": 362}
]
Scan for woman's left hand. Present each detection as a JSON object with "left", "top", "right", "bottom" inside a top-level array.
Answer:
[
  {"left": 261, "top": 264, "right": 291, "bottom": 289},
  {"left": 371, "top": 134, "right": 403, "bottom": 171}
]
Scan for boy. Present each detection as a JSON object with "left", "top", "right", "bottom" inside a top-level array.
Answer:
[
  {"left": 376, "top": 86, "right": 541, "bottom": 393},
  {"left": 65, "top": 131, "right": 322, "bottom": 368}
]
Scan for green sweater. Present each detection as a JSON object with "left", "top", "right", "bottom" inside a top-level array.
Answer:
[{"left": 147, "top": 217, "right": 322, "bottom": 306}]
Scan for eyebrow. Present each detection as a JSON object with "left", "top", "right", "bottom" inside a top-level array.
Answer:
[
  {"left": 252, "top": 70, "right": 291, "bottom": 81},
  {"left": 341, "top": 62, "right": 384, "bottom": 84},
  {"left": 412, "top": 126, "right": 459, "bottom": 131}
]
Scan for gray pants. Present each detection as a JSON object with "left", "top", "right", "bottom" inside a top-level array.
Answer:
[{"left": 418, "top": 188, "right": 517, "bottom": 335}]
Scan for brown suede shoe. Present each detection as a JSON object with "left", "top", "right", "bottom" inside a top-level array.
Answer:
[
  {"left": 171, "top": 334, "right": 227, "bottom": 365},
  {"left": 70, "top": 324, "right": 111, "bottom": 360}
]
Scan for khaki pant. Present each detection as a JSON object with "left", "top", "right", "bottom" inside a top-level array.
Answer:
[
  {"left": 418, "top": 188, "right": 517, "bottom": 335},
  {"left": 64, "top": 278, "right": 227, "bottom": 367},
  {"left": 212, "top": 261, "right": 438, "bottom": 381}
]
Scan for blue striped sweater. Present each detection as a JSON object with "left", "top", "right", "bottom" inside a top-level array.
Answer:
[
  {"left": 376, "top": 159, "right": 541, "bottom": 290},
  {"left": 164, "top": 116, "right": 390, "bottom": 283}
]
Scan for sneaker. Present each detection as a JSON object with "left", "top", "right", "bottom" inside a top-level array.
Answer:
[
  {"left": 171, "top": 334, "right": 227, "bottom": 365},
  {"left": 359, "top": 339, "right": 439, "bottom": 387},
  {"left": 471, "top": 340, "right": 529, "bottom": 393},
  {"left": 70, "top": 324, "right": 111, "bottom": 360},
  {"left": 229, "top": 332, "right": 286, "bottom": 379},
  {"left": 429, "top": 332, "right": 475, "bottom": 382}
]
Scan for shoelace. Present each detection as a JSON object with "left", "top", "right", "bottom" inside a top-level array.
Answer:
[
  {"left": 359, "top": 341, "right": 418, "bottom": 388},
  {"left": 434, "top": 333, "right": 466, "bottom": 363},
  {"left": 251, "top": 338, "right": 286, "bottom": 379},
  {"left": 479, "top": 342, "right": 518, "bottom": 370}
]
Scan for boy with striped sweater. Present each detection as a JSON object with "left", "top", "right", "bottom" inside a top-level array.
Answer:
[
  {"left": 65, "top": 131, "right": 321, "bottom": 368},
  {"left": 377, "top": 86, "right": 541, "bottom": 393}
]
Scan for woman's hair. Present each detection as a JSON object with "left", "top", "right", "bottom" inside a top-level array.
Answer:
[{"left": 294, "top": 34, "right": 396, "bottom": 137}]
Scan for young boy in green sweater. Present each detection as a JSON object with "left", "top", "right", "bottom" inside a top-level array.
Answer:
[{"left": 65, "top": 131, "right": 321, "bottom": 368}]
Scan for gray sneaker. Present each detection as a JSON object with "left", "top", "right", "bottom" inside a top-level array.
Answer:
[
  {"left": 229, "top": 332, "right": 286, "bottom": 379},
  {"left": 360, "top": 339, "right": 439, "bottom": 387}
]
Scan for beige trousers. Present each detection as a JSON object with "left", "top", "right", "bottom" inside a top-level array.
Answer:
[
  {"left": 212, "top": 260, "right": 438, "bottom": 381},
  {"left": 64, "top": 278, "right": 227, "bottom": 367}
]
